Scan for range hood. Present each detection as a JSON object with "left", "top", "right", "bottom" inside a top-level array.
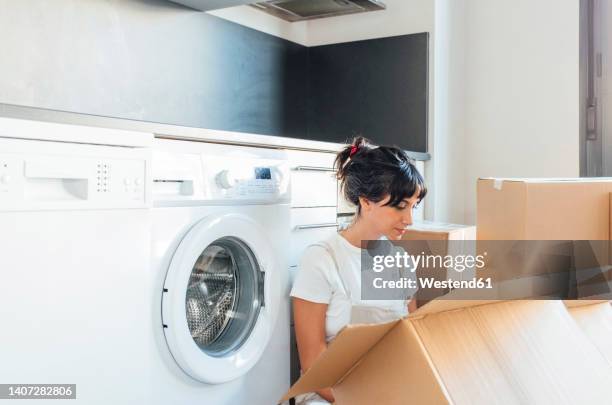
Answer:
[
  {"left": 251, "top": 0, "right": 386, "bottom": 22},
  {"left": 168, "top": 0, "right": 385, "bottom": 21},
  {"left": 168, "top": 0, "right": 259, "bottom": 11}
]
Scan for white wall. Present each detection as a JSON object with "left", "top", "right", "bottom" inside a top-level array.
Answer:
[
  {"left": 461, "top": 0, "right": 580, "bottom": 224},
  {"left": 430, "top": 0, "right": 467, "bottom": 224}
]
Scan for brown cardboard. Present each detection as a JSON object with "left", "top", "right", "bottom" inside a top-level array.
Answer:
[
  {"left": 281, "top": 300, "right": 612, "bottom": 405},
  {"left": 477, "top": 178, "right": 612, "bottom": 241},
  {"left": 567, "top": 301, "right": 612, "bottom": 366},
  {"left": 477, "top": 179, "right": 612, "bottom": 290},
  {"left": 281, "top": 321, "right": 398, "bottom": 402},
  {"left": 332, "top": 321, "right": 449, "bottom": 405},
  {"left": 403, "top": 221, "right": 477, "bottom": 241}
]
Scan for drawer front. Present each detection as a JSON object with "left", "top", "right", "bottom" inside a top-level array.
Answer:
[
  {"left": 291, "top": 169, "right": 337, "bottom": 207},
  {"left": 287, "top": 150, "right": 337, "bottom": 208},
  {"left": 289, "top": 207, "right": 338, "bottom": 267}
]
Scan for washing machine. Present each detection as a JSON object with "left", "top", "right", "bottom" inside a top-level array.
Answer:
[
  {"left": 0, "top": 119, "right": 153, "bottom": 403},
  {"left": 150, "top": 138, "right": 291, "bottom": 405}
]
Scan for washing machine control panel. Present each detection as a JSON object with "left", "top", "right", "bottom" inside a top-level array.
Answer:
[
  {"left": 208, "top": 160, "right": 289, "bottom": 202},
  {"left": 151, "top": 141, "right": 291, "bottom": 204}
]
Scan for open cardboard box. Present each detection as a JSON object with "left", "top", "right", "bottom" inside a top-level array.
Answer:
[{"left": 281, "top": 299, "right": 612, "bottom": 405}]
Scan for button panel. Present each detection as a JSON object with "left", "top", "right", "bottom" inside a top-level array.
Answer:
[
  {"left": 0, "top": 152, "right": 148, "bottom": 211},
  {"left": 0, "top": 156, "right": 20, "bottom": 198}
]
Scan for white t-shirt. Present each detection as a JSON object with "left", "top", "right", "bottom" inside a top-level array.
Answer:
[{"left": 290, "top": 233, "right": 408, "bottom": 342}]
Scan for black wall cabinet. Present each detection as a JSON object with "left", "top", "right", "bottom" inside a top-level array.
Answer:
[{"left": 307, "top": 33, "right": 428, "bottom": 152}]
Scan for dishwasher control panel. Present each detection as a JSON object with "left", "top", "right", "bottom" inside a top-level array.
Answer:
[{"left": 0, "top": 138, "right": 150, "bottom": 211}]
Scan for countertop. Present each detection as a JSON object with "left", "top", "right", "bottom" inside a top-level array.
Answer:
[{"left": 0, "top": 103, "right": 431, "bottom": 160}]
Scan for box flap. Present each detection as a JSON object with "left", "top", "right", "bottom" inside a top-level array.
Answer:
[
  {"left": 332, "top": 320, "right": 450, "bottom": 405},
  {"left": 408, "top": 299, "right": 496, "bottom": 318},
  {"left": 280, "top": 320, "right": 400, "bottom": 402},
  {"left": 408, "top": 221, "right": 476, "bottom": 232},
  {"left": 479, "top": 177, "right": 612, "bottom": 183},
  {"left": 564, "top": 299, "right": 611, "bottom": 308},
  {"left": 403, "top": 229, "right": 453, "bottom": 241}
]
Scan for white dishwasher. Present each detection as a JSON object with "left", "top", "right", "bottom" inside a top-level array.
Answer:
[{"left": 0, "top": 133, "right": 152, "bottom": 403}]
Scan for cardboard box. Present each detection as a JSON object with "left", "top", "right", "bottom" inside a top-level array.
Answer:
[
  {"left": 402, "top": 222, "right": 477, "bottom": 304},
  {"left": 477, "top": 178, "right": 612, "bottom": 240},
  {"left": 477, "top": 179, "right": 612, "bottom": 295},
  {"left": 281, "top": 300, "right": 612, "bottom": 405},
  {"left": 403, "top": 221, "right": 477, "bottom": 242}
]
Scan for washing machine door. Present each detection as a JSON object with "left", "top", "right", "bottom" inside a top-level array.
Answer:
[{"left": 162, "top": 213, "right": 280, "bottom": 384}]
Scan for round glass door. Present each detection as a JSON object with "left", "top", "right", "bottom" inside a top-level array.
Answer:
[
  {"left": 186, "top": 237, "right": 263, "bottom": 357},
  {"left": 162, "top": 213, "right": 279, "bottom": 384}
]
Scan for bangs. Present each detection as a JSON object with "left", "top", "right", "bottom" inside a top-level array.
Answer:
[{"left": 383, "top": 163, "right": 427, "bottom": 207}]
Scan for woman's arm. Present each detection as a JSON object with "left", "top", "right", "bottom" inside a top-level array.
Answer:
[{"left": 293, "top": 297, "right": 335, "bottom": 403}]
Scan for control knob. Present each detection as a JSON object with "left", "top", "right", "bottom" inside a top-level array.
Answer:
[{"left": 215, "top": 170, "right": 235, "bottom": 189}]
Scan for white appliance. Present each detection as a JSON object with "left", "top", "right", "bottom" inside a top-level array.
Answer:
[
  {"left": 150, "top": 138, "right": 291, "bottom": 404},
  {"left": 0, "top": 131, "right": 152, "bottom": 403}
]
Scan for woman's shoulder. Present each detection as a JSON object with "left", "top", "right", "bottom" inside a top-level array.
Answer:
[
  {"left": 293, "top": 236, "right": 340, "bottom": 296},
  {"left": 303, "top": 233, "right": 350, "bottom": 259},
  {"left": 302, "top": 235, "right": 337, "bottom": 263}
]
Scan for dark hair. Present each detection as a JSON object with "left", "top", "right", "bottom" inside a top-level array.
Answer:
[{"left": 335, "top": 136, "right": 427, "bottom": 214}]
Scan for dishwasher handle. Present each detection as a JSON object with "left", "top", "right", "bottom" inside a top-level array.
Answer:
[
  {"left": 294, "top": 222, "right": 339, "bottom": 231},
  {"left": 291, "top": 166, "right": 336, "bottom": 173}
]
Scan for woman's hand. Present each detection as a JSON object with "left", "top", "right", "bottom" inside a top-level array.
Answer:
[
  {"left": 408, "top": 296, "right": 418, "bottom": 313},
  {"left": 293, "top": 297, "right": 335, "bottom": 403}
]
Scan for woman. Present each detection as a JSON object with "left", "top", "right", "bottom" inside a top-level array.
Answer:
[{"left": 290, "top": 136, "right": 427, "bottom": 404}]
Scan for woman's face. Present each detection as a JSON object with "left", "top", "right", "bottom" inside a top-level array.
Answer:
[{"left": 360, "top": 191, "right": 421, "bottom": 240}]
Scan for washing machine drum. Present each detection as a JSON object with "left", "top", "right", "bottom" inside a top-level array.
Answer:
[
  {"left": 186, "top": 238, "right": 262, "bottom": 356},
  {"left": 162, "top": 214, "right": 280, "bottom": 384}
]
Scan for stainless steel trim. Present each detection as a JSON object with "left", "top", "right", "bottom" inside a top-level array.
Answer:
[
  {"left": 294, "top": 222, "right": 338, "bottom": 230},
  {"left": 291, "top": 166, "right": 335, "bottom": 172},
  {"left": 291, "top": 205, "right": 337, "bottom": 209}
]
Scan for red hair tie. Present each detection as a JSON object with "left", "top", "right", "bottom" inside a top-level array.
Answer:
[{"left": 349, "top": 145, "right": 358, "bottom": 157}]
